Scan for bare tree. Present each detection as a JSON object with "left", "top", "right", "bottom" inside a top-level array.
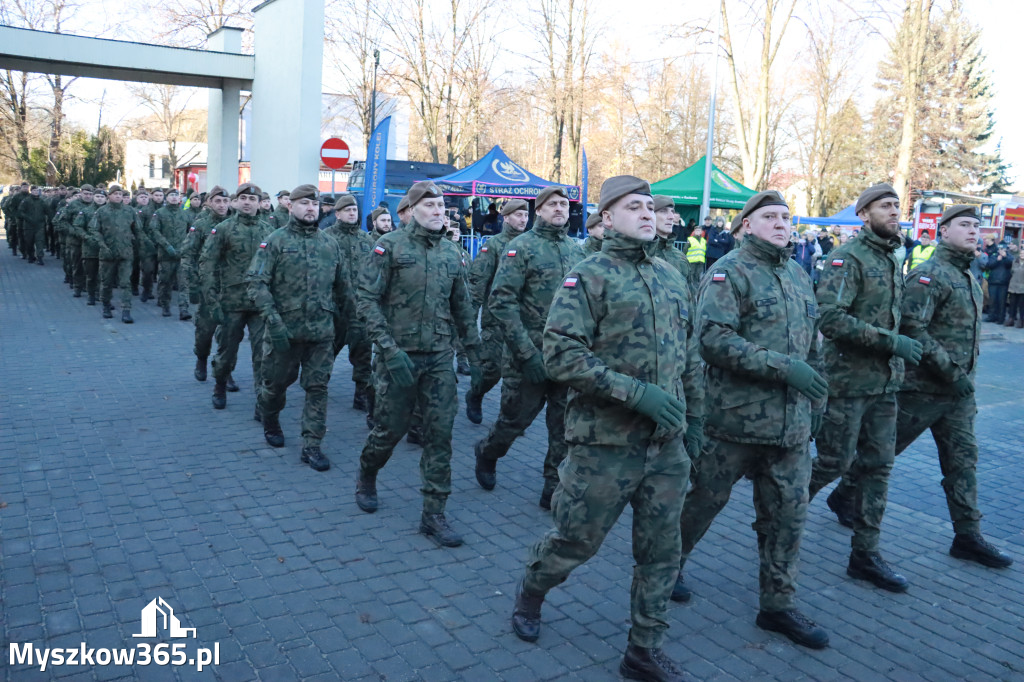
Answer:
[
  {"left": 889, "top": 0, "right": 934, "bottom": 211},
  {"left": 126, "top": 85, "right": 202, "bottom": 173},
  {"left": 147, "top": 0, "right": 252, "bottom": 49}
]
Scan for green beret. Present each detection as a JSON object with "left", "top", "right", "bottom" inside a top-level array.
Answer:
[
  {"left": 80, "top": 184, "right": 95, "bottom": 192},
  {"left": 598, "top": 175, "right": 651, "bottom": 214},
  {"left": 535, "top": 186, "right": 569, "bottom": 210},
  {"left": 277, "top": 189, "right": 290, "bottom": 199},
  {"left": 260, "top": 191, "right": 270, "bottom": 200},
  {"left": 107, "top": 184, "right": 124, "bottom": 193},
  {"left": 207, "top": 185, "right": 229, "bottom": 199},
  {"left": 371, "top": 207, "right": 389, "bottom": 222},
  {"left": 730, "top": 214, "right": 744, "bottom": 234},
  {"left": 938, "top": 204, "right": 980, "bottom": 227},
  {"left": 289, "top": 184, "right": 319, "bottom": 201},
  {"left": 652, "top": 195, "right": 675, "bottom": 212},
  {"left": 334, "top": 194, "right": 357, "bottom": 211},
  {"left": 236, "top": 182, "right": 261, "bottom": 197},
  {"left": 585, "top": 212, "right": 602, "bottom": 229},
  {"left": 500, "top": 199, "right": 528, "bottom": 216},
  {"left": 405, "top": 181, "right": 442, "bottom": 208},
  {"left": 854, "top": 183, "right": 898, "bottom": 213},
  {"left": 738, "top": 190, "right": 789, "bottom": 223},
  {"left": 397, "top": 195, "right": 411, "bottom": 212},
  {"left": 165, "top": 188, "right": 179, "bottom": 196},
  {"left": 93, "top": 188, "right": 107, "bottom": 197}
]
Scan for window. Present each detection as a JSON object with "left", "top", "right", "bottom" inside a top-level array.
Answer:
[
  {"left": 161, "top": 157, "right": 171, "bottom": 178},
  {"left": 149, "top": 155, "right": 155, "bottom": 178}
]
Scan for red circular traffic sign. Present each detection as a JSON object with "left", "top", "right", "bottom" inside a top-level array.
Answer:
[{"left": 320, "top": 138, "right": 350, "bottom": 170}]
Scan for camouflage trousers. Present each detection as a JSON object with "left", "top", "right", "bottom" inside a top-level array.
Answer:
[
  {"left": 360, "top": 350, "right": 458, "bottom": 514},
  {"left": 333, "top": 315, "right": 372, "bottom": 393},
  {"left": 833, "top": 392, "right": 982, "bottom": 535},
  {"left": 66, "top": 239, "right": 84, "bottom": 292},
  {"left": 156, "top": 259, "right": 189, "bottom": 314},
  {"left": 82, "top": 257, "right": 100, "bottom": 299},
  {"left": 523, "top": 439, "right": 690, "bottom": 649},
  {"left": 211, "top": 310, "right": 265, "bottom": 395},
  {"left": 476, "top": 374, "right": 568, "bottom": 485},
  {"left": 193, "top": 300, "right": 220, "bottom": 359},
  {"left": 679, "top": 438, "right": 810, "bottom": 612},
  {"left": 21, "top": 222, "right": 45, "bottom": 261},
  {"left": 100, "top": 258, "right": 133, "bottom": 310},
  {"left": 139, "top": 254, "right": 157, "bottom": 296},
  {"left": 470, "top": 326, "right": 504, "bottom": 400},
  {"left": 809, "top": 393, "right": 897, "bottom": 553},
  {"left": 258, "top": 339, "right": 335, "bottom": 448}
]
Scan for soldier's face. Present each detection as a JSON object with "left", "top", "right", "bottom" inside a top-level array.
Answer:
[
  {"left": 81, "top": 191, "right": 94, "bottom": 204},
  {"left": 374, "top": 214, "right": 393, "bottom": 233},
  {"left": 152, "top": 192, "right": 164, "bottom": 204},
  {"left": 167, "top": 194, "right": 181, "bottom": 206},
  {"left": 536, "top": 197, "right": 569, "bottom": 227},
  {"left": 506, "top": 209, "right": 529, "bottom": 232},
  {"left": 137, "top": 195, "right": 150, "bottom": 206},
  {"left": 859, "top": 197, "right": 900, "bottom": 239},
  {"left": 278, "top": 196, "right": 292, "bottom": 209},
  {"left": 941, "top": 218, "right": 979, "bottom": 252},
  {"left": 413, "top": 197, "right": 446, "bottom": 231},
  {"left": 290, "top": 197, "right": 320, "bottom": 224},
  {"left": 260, "top": 198, "right": 271, "bottom": 211},
  {"left": 655, "top": 207, "right": 676, "bottom": 238},
  {"left": 605, "top": 194, "right": 656, "bottom": 241},
  {"left": 94, "top": 195, "right": 107, "bottom": 206},
  {"left": 108, "top": 191, "right": 124, "bottom": 205},
  {"left": 209, "top": 195, "right": 230, "bottom": 216},
  {"left": 237, "top": 193, "right": 260, "bottom": 216},
  {"left": 745, "top": 205, "right": 792, "bottom": 247},
  {"left": 588, "top": 222, "right": 605, "bottom": 240},
  {"left": 398, "top": 207, "right": 412, "bottom": 224},
  {"left": 338, "top": 205, "right": 359, "bottom": 223}
]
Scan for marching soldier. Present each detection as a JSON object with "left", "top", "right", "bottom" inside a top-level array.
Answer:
[
  {"left": 7, "top": 182, "right": 29, "bottom": 257},
  {"left": 146, "top": 188, "right": 191, "bottom": 319},
  {"left": 72, "top": 187, "right": 106, "bottom": 305},
  {"left": 17, "top": 186, "right": 48, "bottom": 265},
  {"left": 182, "top": 186, "right": 231, "bottom": 382},
  {"left": 92, "top": 185, "right": 140, "bottom": 323},
  {"left": 137, "top": 188, "right": 163, "bottom": 300}
]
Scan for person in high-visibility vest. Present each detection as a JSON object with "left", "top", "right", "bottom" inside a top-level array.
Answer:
[
  {"left": 687, "top": 225, "right": 708, "bottom": 289},
  {"left": 908, "top": 232, "right": 936, "bottom": 271}
]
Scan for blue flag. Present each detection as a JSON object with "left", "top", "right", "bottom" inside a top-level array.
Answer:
[
  {"left": 581, "top": 146, "right": 589, "bottom": 235},
  {"left": 361, "top": 116, "right": 391, "bottom": 227}
]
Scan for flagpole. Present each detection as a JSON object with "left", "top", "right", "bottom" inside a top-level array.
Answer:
[{"left": 700, "top": 2, "right": 722, "bottom": 223}]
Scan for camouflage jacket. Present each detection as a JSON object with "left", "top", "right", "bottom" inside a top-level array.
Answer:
[
  {"left": 6, "top": 192, "right": 27, "bottom": 224},
  {"left": 147, "top": 206, "right": 189, "bottom": 260},
  {"left": 137, "top": 203, "right": 161, "bottom": 257},
  {"left": 271, "top": 205, "right": 290, "bottom": 230},
  {"left": 184, "top": 205, "right": 203, "bottom": 228},
  {"left": 697, "top": 234, "right": 823, "bottom": 447},
  {"left": 181, "top": 210, "right": 225, "bottom": 295},
  {"left": 356, "top": 219, "right": 480, "bottom": 356},
  {"left": 91, "top": 203, "right": 139, "bottom": 260},
  {"left": 901, "top": 243, "right": 982, "bottom": 394},
  {"left": 323, "top": 220, "right": 375, "bottom": 295},
  {"left": 247, "top": 218, "right": 351, "bottom": 343},
  {"left": 489, "top": 219, "right": 585, "bottom": 371},
  {"left": 17, "top": 195, "right": 47, "bottom": 226},
  {"left": 55, "top": 199, "right": 82, "bottom": 239},
  {"left": 71, "top": 203, "right": 102, "bottom": 257},
  {"left": 543, "top": 231, "right": 703, "bottom": 446},
  {"left": 816, "top": 227, "right": 905, "bottom": 397},
  {"left": 582, "top": 235, "right": 603, "bottom": 254},
  {"left": 198, "top": 212, "right": 273, "bottom": 312},
  {"left": 469, "top": 224, "right": 524, "bottom": 331},
  {"left": 653, "top": 235, "right": 691, "bottom": 282}
]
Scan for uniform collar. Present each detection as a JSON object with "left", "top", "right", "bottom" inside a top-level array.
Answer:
[
  {"left": 501, "top": 223, "right": 525, "bottom": 239},
  {"left": 858, "top": 226, "right": 901, "bottom": 253},
  {"left": 935, "top": 242, "right": 974, "bottom": 271},
  {"left": 408, "top": 219, "right": 444, "bottom": 246},
  {"left": 335, "top": 220, "right": 361, "bottom": 235},
  {"left": 286, "top": 217, "right": 319, "bottom": 235},
  {"left": 533, "top": 218, "right": 569, "bottom": 241},
  {"left": 741, "top": 233, "right": 793, "bottom": 266},
  {"left": 237, "top": 211, "right": 260, "bottom": 225},
  {"left": 601, "top": 230, "right": 658, "bottom": 263}
]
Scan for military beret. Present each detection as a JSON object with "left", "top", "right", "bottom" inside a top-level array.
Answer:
[
  {"left": 371, "top": 207, "right": 389, "bottom": 222},
  {"left": 938, "top": 204, "right": 980, "bottom": 226},
  {"left": 107, "top": 184, "right": 124, "bottom": 193},
  {"left": 854, "top": 183, "right": 898, "bottom": 213},
  {"left": 93, "top": 188, "right": 107, "bottom": 197},
  {"left": 207, "top": 185, "right": 229, "bottom": 199},
  {"left": 585, "top": 212, "right": 602, "bottom": 230},
  {"left": 165, "top": 188, "right": 179, "bottom": 196},
  {"left": 405, "top": 181, "right": 443, "bottom": 208},
  {"left": 260, "top": 191, "right": 269, "bottom": 200},
  {"left": 653, "top": 195, "right": 675, "bottom": 212},
  {"left": 150, "top": 187, "right": 163, "bottom": 193},
  {"left": 236, "top": 182, "right": 261, "bottom": 197},
  {"left": 136, "top": 188, "right": 150, "bottom": 196},
  {"left": 501, "top": 199, "right": 528, "bottom": 216},
  {"left": 397, "top": 195, "right": 411, "bottom": 212},
  {"left": 334, "top": 194, "right": 357, "bottom": 211},
  {"left": 289, "top": 184, "right": 319, "bottom": 201},
  {"left": 738, "top": 190, "right": 789, "bottom": 223},
  {"left": 80, "top": 184, "right": 95, "bottom": 192},
  {"left": 535, "top": 186, "right": 569, "bottom": 210},
  {"left": 730, "top": 214, "right": 744, "bottom": 234},
  {"left": 276, "top": 189, "right": 290, "bottom": 198},
  {"left": 598, "top": 175, "right": 651, "bottom": 214}
]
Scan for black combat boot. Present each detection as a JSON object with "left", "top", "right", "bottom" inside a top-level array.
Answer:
[
  {"left": 36, "top": 257, "right": 44, "bottom": 266},
  {"left": 225, "top": 374, "right": 239, "bottom": 392},
  {"left": 161, "top": 304, "right": 171, "bottom": 317},
  {"left": 139, "top": 289, "right": 149, "bottom": 302},
  {"left": 419, "top": 512, "right": 463, "bottom": 547},
  {"left": 301, "top": 446, "right": 330, "bottom": 472},
  {"left": 620, "top": 643, "right": 687, "bottom": 682},
  {"left": 262, "top": 412, "right": 284, "bottom": 447},
  {"left": 87, "top": 293, "right": 96, "bottom": 305},
  {"left": 474, "top": 441, "right": 496, "bottom": 491},
  {"left": 355, "top": 471, "right": 378, "bottom": 513},
  {"left": 465, "top": 390, "right": 483, "bottom": 424},
  {"left": 670, "top": 570, "right": 692, "bottom": 603},
  {"left": 847, "top": 551, "right": 908, "bottom": 592},
  {"left": 212, "top": 381, "right": 227, "bottom": 409},
  {"left": 121, "top": 309, "right": 133, "bottom": 324},
  {"left": 511, "top": 580, "right": 544, "bottom": 642},
  {"left": 950, "top": 533, "right": 1013, "bottom": 568},
  {"left": 64, "top": 274, "right": 71, "bottom": 284},
  {"left": 539, "top": 479, "right": 557, "bottom": 510},
  {"left": 826, "top": 488, "right": 855, "bottom": 529},
  {"left": 756, "top": 609, "right": 829, "bottom": 649},
  {"left": 73, "top": 290, "right": 82, "bottom": 298},
  {"left": 179, "top": 310, "right": 192, "bottom": 321},
  {"left": 194, "top": 356, "right": 208, "bottom": 382},
  {"left": 102, "top": 304, "right": 113, "bottom": 319},
  {"left": 456, "top": 357, "right": 471, "bottom": 376},
  {"left": 407, "top": 426, "right": 423, "bottom": 446}
]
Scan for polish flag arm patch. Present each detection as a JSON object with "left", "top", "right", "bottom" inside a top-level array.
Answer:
[
  {"left": 188, "top": 226, "right": 195, "bottom": 232},
  {"left": 712, "top": 272, "right": 727, "bottom": 282},
  {"left": 918, "top": 276, "right": 931, "bottom": 285},
  {"left": 259, "top": 241, "right": 268, "bottom": 249},
  {"left": 480, "top": 246, "right": 488, "bottom": 252},
  {"left": 507, "top": 249, "right": 517, "bottom": 257},
  {"left": 373, "top": 245, "right": 386, "bottom": 255},
  {"left": 210, "top": 228, "right": 217, "bottom": 235},
  {"left": 831, "top": 258, "right": 844, "bottom": 266},
  {"left": 563, "top": 276, "right": 578, "bottom": 288}
]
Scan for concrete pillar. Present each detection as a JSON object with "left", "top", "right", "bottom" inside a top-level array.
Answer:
[
  {"left": 251, "top": 0, "right": 324, "bottom": 197},
  {"left": 206, "top": 27, "right": 244, "bottom": 192}
]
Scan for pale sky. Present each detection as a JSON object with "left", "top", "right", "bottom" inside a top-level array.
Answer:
[{"left": 31, "top": 0, "right": 1024, "bottom": 188}]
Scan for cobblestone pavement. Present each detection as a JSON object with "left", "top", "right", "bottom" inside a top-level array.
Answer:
[{"left": 2, "top": 238, "right": 1023, "bottom": 681}]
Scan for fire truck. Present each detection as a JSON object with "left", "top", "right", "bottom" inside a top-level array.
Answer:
[{"left": 912, "top": 190, "right": 1024, "bottom": 243}]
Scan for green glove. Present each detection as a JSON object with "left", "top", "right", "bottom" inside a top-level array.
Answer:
[
  {"left": 522, "top": 353, "right": 548, "bottom": 384},
  {"left": 189, "top": 289, "right": 202, "bottom": 305},
  {"left": 952, "top": 375, "right": 974, "bottom": 398},
  {"left": 265, "top": 314, "right": 290, "bottom": 352},
  {"left": 470, "top": 364, "right": 483, "bottom": 390},
  {"left": 684, "top": 419, "right": 704, "bottom": 459},
  {"left": 385, "top": 349, "right": 416, "bottom": 388},
  {"left": 785, "top": 360, "right": 829, "bottom": 402},
  {"left": 165, "top": 245, "right": 177, "bottom": 258},
  {"left": 628, "top": 383, "right": 685, "bottom": 430},
  {"left": 208, "top": 302, "right": 225, "bottom": 325},
  {"left": 810, "top": 410, "right": 823, "bottom": 440},
  {"left": 893, "top": 334, "right": 923, "bottom": 365}
]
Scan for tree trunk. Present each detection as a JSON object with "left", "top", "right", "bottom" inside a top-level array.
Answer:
[{"left": 892, "top": 0, "right": 933, "bottom": 214}]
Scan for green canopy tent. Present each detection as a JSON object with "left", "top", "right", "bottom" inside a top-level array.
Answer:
[{"left": 650, "top": 156, "right": 757, "bottom": 225}]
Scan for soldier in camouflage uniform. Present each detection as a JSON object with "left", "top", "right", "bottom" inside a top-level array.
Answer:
[
  {"left": 71, "top": 187, "right": 104, "bottom": 304},
  {"left": 581, "top": 211, "right": 604, "bottom": 254},
  {"left": 672, "top": 191, "right": 829, "bottom": 650},
  {"left": 247, "top": 184, "right": 352, "bottom": 471},
  {"left": 808, "top": 183, "right": 923, "bottom": 593},
  {"left": 55, "top": 188, "right": 80, "bottom": 285},
  {"left": 199, "top": 183, "right": 273, "bottom": 412},
  {"left": 6, "top": 182, "right": 29, "bottom": 257},
  {"left": 92, "top": 185, "right": 140, "bottom": 323},
  {"left": 182, "top": 186, "right": 231, "bottom": 382},
  {"left": 652, "top": 195, "right": 689, "bottom": 282},
  {"left": 270, "top": 190, "right": 291, "bottom": 229},
  {"left": 134, "top": 189, "right": 161, "bottom": 300},
  {"left": 370, "top": 207, "right": 393, "bottom": 238},
  {"left": 474, "top": 187, "right": 585, "bottom": 508},
  {"left": 184, "top": 191, "right": 204, "bottom": 226},
  {"left": 512, "top": 176, "right": 703, "bottom": 682},
  {"left": 129, "top": 189, "right": 150, "bottom": 299},
  {"left": 17, "top": 186, "right": 48, "bottom": 265},
  {"left": 322, "top": 194, "right": 375, "bottom": 412},
  {"left": 146, "top": 188, "right": 191, "bottom": 319},
  {"left": 828, "top": 205, "right": 1013, "bottom": 569},
  {"left": 465, "top": 199, "right": 530, "bottom": 424},
  {"left": 354, "top": 181, "right": 481, "bottom": 548}
]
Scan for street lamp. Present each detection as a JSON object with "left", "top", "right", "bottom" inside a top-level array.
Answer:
[{"left": 370, "top": 48, "right": 380, "bottom": 140}]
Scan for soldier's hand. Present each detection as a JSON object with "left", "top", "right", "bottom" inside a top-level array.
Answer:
[
  {"left": 892, "top": 334, "right": 923, "bottom": 365},
  {"left": 629, "top": 383, "right": 685, "bottom": 430},
  {"left": 522, "top": 353, "right": 547, "bottom": 384},
  {"left": 166, "top": 245, "right": 177, "bottom": 258},
  {"left": 952, "top": 375, "right": 974, "bottom": 398},
  {"left": 684, "top": 419, "right": 704, "bottom": 459},
  {"left": 265, "top": 313, "right": 290, "bottom": 352},
  {"left": 810, "top": 410, "right": 823, "bottom": 440},
  {"left": 384, "top": 349, "right": 415, "bottom": 387},
  {"left": 785, "top": 360, "right": 829, "bottom": 402}
]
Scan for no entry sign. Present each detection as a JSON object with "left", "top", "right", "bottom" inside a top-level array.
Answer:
[{"left": 320, "top": 138, "right": 350, "bottom": 170}]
